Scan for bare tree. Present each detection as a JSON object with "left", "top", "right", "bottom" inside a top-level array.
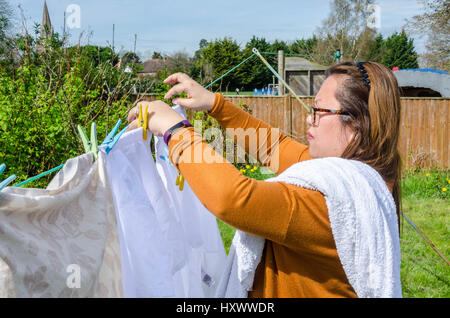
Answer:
[
  {"left": 405, "top": 0, "right": 450, "bottom": 71},
  {"left": 166, "top": 50, "right": 193, "bottom": 74},
  {"left": 313, "top": 0, "right": 376, "bottom": 65}
]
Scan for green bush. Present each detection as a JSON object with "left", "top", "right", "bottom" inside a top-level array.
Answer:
[{"left": 0, "top": 33, "right": 138, "bottom": 187}]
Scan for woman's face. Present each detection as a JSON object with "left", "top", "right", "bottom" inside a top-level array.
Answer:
[{"left": 307, "top": 75, "right": 355, "bottom": 159}]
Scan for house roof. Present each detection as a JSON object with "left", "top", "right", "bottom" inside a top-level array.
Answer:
[{"left": 138, "top": 59, "right": 165, "bottom": 74}]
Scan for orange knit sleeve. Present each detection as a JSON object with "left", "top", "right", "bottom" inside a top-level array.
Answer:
[
  {"left": 168, "top": 127, "right": 327, "bottom": 248},
  {"left": 208, "top": 93, "right": 311, "bottom": 174}
]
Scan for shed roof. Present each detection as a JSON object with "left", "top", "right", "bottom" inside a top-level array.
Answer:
[{"left": 285, "top": 57, "right": 327, "bottom": 71}]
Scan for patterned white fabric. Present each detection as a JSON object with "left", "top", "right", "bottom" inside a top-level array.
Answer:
[{"left": 0, "top": 152, "right": 123, "bottom": 298}]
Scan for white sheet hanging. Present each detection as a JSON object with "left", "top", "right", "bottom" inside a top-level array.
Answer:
[{"left": 103, "top": 124, "right": 226, "bottom": 298}]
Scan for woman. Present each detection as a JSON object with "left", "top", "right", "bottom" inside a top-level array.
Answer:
[{"left": 127, "top": 61, "right": 402, "bottom": 298}]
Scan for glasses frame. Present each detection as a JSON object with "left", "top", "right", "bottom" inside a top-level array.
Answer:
[{"left": 310, "top": 106, "right": 351, "bottom": 125}]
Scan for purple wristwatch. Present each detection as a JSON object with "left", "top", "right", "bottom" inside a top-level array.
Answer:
[{"left": 163, "top": 120, "right": 192, "bottom": 145}]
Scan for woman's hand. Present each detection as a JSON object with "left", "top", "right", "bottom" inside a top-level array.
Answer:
[
  {"left": 164, "top": 73, "right": 216, "bottom": 111},
  {"left": 127, "top": 100, "right": 184, "bottom": 136}
]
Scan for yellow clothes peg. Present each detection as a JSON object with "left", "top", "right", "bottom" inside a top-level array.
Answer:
[
  {"left": 138, "top": 104, "right": 149, "bottom": 140},
  {"left": 175, "top": 173, "right": 185, "bottom": 191}
]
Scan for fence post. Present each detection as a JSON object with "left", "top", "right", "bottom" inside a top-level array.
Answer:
[
  {"left": 286, "top": 95, "right": 292, "bottom": 137},
  {"left": 278, "top": 50, "right": 284, "bottom": 96}
]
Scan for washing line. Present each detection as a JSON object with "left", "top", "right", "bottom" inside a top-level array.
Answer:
[
  {"left": 204, "top": 52, "right": 256, "bottom": 89},
  {"left": 13, "top": 164, "right": 65, "bottom": 188}
]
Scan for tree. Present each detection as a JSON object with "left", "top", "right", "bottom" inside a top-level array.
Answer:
[
  {"left": 201, "top": 37, "right": 245, "bottom": 91},
  {"left": 166, "top": 50, "right": 193, "bottom": 74},
  {"left": 365, "top": 34, "right": 386, "bottom": 63},
  {"left": 121, "top": 51, "right": 141, "bottom": 65},
  {"left": 290, "top": 36, "right": 318, "bottom": 58},
  {"left": 269, "top": 39, "right": 290, "bottom": 53},
  {"left": 382, "top": 30, "right": 419, "bottom": 69},
  {"left": 0, "top": 0, "right": 15, "bottom": 70},
  {"left": 152, "top": 51, "right": 163, "bottom": 59},
  {"left": 406, "top": 0, "right": 449, "bottom": 71},
  {"left": 314, "top": 0, "right": 376, "bottom": 65},
  {"left": 190, "top": 39, "right": 214, "bottom": 85},
  {"left": 241, "top": 36, "right": 273, "bottom": 89}
]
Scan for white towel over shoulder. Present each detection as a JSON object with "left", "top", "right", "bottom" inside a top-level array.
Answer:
[{"left": 216, "top": 157, "right": 402, "bottom": 298}]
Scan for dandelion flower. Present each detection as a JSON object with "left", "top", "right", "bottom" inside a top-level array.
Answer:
[
  {"left": 253, "top": 166, "right": 258, "bottom": 170},
  {"left": 443, "top": 188, "right": 448, "bottom": 192},
  {"left": 425, "top": 173, "right": 430, "bottom": 177},
  {"left": 246, "top": 165, "right": 250, "bottom": 169}
]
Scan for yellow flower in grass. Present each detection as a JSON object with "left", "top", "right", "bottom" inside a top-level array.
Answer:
[
  {"left": 425, "top": 173, "right": 430, "bottom": 177},
  {"left": 253, "top": 166, "right": 258, "bottom": 170},
  {"left": 245, "top": 165, "right": 250, "bottom": 169},
  {"left": 240, "top": 169, "right": 246, "bottom": 173},
  {"left": 443, "top": 188, "right": 448, "bottom": 192}
]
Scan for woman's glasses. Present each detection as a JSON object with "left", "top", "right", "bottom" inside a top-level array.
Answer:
[{"left": 308, "top": 106, "right": 351, "bottom": 125}]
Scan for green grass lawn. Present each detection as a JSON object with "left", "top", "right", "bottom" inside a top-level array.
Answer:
[{"left": 216, "top": 167, "right": 449, "bottom": 298}]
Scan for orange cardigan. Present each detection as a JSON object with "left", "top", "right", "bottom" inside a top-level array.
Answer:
[{"left": 168, "top": 93, "right": 357, "bottom": 298}]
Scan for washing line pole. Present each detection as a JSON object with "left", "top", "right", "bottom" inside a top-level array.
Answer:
[{"left": 252, "top": 48, "right": 311, "bottom": 114}]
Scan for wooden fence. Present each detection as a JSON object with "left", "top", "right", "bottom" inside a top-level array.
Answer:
[{"left": 139, "top": 95, "right": 449, "bottom": 169}]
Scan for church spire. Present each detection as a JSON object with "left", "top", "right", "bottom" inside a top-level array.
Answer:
[{"left": 40, "top": 0, "right": 53, "bottom": 39}]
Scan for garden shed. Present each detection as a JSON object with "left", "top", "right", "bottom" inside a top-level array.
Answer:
[{"left": 283, "top": 57, "right": 327, "bottom": 96}]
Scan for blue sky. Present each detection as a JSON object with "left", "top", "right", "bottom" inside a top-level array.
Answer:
[{"left": 8, "top": 0, "right": 425, "bottom": 59}]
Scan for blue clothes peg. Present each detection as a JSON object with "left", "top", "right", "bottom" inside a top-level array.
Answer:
[
  {"left": 0, "top": 163, "right": 16, "bottom": 191},
  {"left": 102, "top": 120, "right": 122, "bottom": 145},
  {"left": 101, "top": 120, "right": 129, "bottom": 154},
  {"left": 0, "top": 174, "right": 16, "bottom": 191},
  {"left": 159, "top": 155, "right": 175, "bottom": 167}
]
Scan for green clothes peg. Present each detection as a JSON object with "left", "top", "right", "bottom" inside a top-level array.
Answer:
[{"left": 77, "top": 123, "right": 98, "bottom": 160}]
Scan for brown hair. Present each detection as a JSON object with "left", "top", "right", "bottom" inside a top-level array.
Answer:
[{"left": 325, "top": 61, "right": 402, "bottom": 230}]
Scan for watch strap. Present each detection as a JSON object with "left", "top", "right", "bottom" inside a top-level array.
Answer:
[{"left": 163, "top": 120, "right": 192, "bottom": 145}]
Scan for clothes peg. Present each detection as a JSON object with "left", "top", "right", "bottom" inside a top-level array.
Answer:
[
  {"left": 178, "top": 174, "right": 185, "bottom": 191},
  {"left": 138, "top": 104, "right": 149, "bottom": 140},
  {"left": 0, "top": 174, "right": 16, "bottom": 191},
  {"left": 175, "top": 173, "right": 185, "bottom": 191},
  {"left": 102, "top": 119, "right": 122, "bottom": 145},
  {"left": 159, "top": 155, "right": 175, "bottom": 167},
  {"left": 103, "top": 126, "right": 129, "bottom": 154},
  {"left": 77, "top": 123, "right": 99, "bottom": 160}
]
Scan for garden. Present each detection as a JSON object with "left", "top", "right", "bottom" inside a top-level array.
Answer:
[{"left": 0, "top": 1, "right": 448, "bottom": 298}]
